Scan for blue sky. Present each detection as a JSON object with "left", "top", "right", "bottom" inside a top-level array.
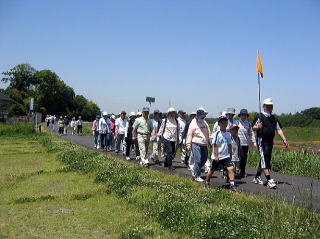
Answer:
[{"left": 0, "top": 0, "right": 319, "bottom": 117}]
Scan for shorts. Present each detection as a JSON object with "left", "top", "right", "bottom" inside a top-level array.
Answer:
[{"left": 211, "top": 157, "right": 233, "bottom": 171}]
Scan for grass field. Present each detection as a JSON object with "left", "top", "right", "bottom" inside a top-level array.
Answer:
[{"left": 0, "top": 136, "right": 179, "bottom": 238}]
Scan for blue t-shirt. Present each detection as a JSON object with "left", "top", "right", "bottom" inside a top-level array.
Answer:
[{"left": 210, "top": 130, "right": 231, "bottom": 160}]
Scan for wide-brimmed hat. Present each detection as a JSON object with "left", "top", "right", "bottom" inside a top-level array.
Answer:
[
  {"left": 102, "top": 111, "right": 108, "bottom": 116},
  {"left": 129, "top": 112, "right": 136, "bottom": 117},
  {"left": 238, "top": 109, "right": 249, "bottom": 117},
  {"left": 225, "top": 108, "right": 236, "bottom": 115},
  {"left": 167, "top": 107, "right": 176, "bottom": 113},
  {"left": 197, "top": 107, "right": 208, "bottom": 114},
  {"left": 190, "top": 112, "right": 196, "bottom": 116},
  {"left": 263, "top": 98, "right": 274, "bottom": 105}
]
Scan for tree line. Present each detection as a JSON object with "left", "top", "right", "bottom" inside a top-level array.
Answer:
[{"left": 1, "top": 64, "right": 100, "bottom": 121}]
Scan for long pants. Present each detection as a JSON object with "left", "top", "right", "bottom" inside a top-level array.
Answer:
[
  {"left": 100, "top": 133, "right": 107, "bottom": 149},
  {"left": 58, "top": 127, "right": 64, "bottom": 135},
  {"left": 64, "top": 125, "right": 68, "bottom": 135},
  {"left": 109, "top": 135, "right": 115, "bottom": 150},
  {"left": 115, "top": 134, "right": 125, "bottom": 152},
  {"left": 94, "top": 131, "right": 100, "bottom": 146},
  {"left": 179, "top": 143, "right": 187, "bottom": 162},
  {"left": 150, "top": 141, "right": 160, "bottom": 161},
  {"left": 77, "top": 125, "right": 82, "bottom": 135},
  {"left": 192, "top": 144, "right": 208, "bottom": 178},
  {"left": 125, "top": 138, "right": 140, "bottom": 157},
  {"left": 137, "top": 134, "right": 150, "bottom": 164},
  {"left": 240, "top": 145, "right": 249, "bottom": 175},
  {"left": 257, "top": 138, "right": 273, "bottom": 170},
  {"left": 163, "top": 139, "right": 176, "bottom": 167}
]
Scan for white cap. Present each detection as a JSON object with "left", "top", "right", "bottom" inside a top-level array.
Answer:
[
  {"left": 102, "top": 111, "right": 108, "bottom": 116},
  {"left": 263, "top": 98, "right": 274, "bottom": 105},
  {"left": 111, "top": 115, "right": 116, "bottom": 119},
  {"left": 197, "top": 107, "right": 208, "bottom": 114},
  {"left": 137, "top": 111, "right": 142, "bottom": 116},
  {"left": 190, "top": 112, "right": 196, "bottom": 115},
  {"left": 129, "top": 112, "right": 136, "bottom": 117},
  {"left": 167, "top": 107, "right": 176, "bottom": 113}
]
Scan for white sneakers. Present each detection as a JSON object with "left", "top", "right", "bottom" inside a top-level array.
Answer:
[
  {"left": 252, "top": 177, "right": 277, "bottom": 189},
  {"left": 252, "top": 176, "right": 264, "bottom": 185},
  {"left": 126, "top": 157, "right": 130, "bottom": 161},
  {"left": 195, "top": 177, "right": 204, "bottom": 182},
  {"left": 267, "top": 179, "right": 277, "bottom": 189}
]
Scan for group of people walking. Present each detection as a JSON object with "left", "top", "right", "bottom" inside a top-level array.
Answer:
[
  {"left": 45, "top": 115, "right": 83, "bottom": 136},
  {"left": 89, "top": 97, "right": 289, "bottom": 191}
]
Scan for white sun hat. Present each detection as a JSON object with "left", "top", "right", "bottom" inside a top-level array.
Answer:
[
  {"left": 167, "top": 107, "right": 176, "bottom": 113},
  {"left": 129, "top": 112, "right": 136, "bottom": 117},
  {"left": 197, "top": 107, "right": 208, "bottom": 114},
  {"left": 102, "top": 111, "right": 108, "bottom": 116},
  {"left": 263, "top": 98, "right": 274, "bottom": 105}
]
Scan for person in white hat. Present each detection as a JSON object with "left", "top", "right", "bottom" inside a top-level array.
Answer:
[
  {"left": 124, "top": 112, "right": 140, "bottom": 160},
  {"left": 157, "top": 107, "right": 180, "bottom": 170},
  {"left": 252, "top": 98, "right": 289, "bottom": 189},
  {"left": 133, "top": 107, "right": 153, "bottom": 166},
  {"left": 225, "top": 108, "right": 237, "bottom": 131},
  {"left": 115, "top": 111, "right": 127, "bottom": 154},
  {"left": 99, "top": 112, "right": 110, "bottom": 150}
]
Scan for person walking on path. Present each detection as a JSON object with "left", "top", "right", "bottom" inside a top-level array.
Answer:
[
  {"left": 109, "top": 115, "right": 116, "bottom": 151},
  {"left": 115, "top": 111, "right": 127, "bottom": 154},
  {"left": 182, "top": 112, "right": 196, "bottom": 167},
  {"left": 186, "top": 108, "right": 211, "bottom": 182},
  {"left": 225, "top": 108, "right": 237, "bottom": 130},
  {"left": 205, "top": 115, "right": 236, "bottom": 191},
  {"left": 70, "top": 117, "right": 76, "bottom": 135},
  {"left": 99, "top": 112, "right": 110, "bottom": 150},
  {"left": 237, "top": 109, "right": 254, "bottom": 177},
  {"left": 230, "top": 124, "right": 241, "bottom": 176},
  {"left": 125, "top": 112, "right": 140, "bottom": 160},
  {"left": 76, "top": 116, "right": 83, "bottom": 136},
  {"left": 92, "top": 115, "right": 100, "bottom": 148},
  {"left": 158, "top": 107, "right": 180, "bottom": 171},
  {"left": 150, "top": 110, "right": 162, "bottom": 165},
  {"left": 58, "top": 116, "right": 64, "bottom": 136},
  {"left": 63, "top": 116, "right": 69, "bottom": 135},
  {"left": 177, "top": 110, "right": 187, "bottom": 164},
  {"left": 133, "top": 107, "right": 153, "bottom": 166},
  {"left": 252, "top": 98, "right": 289, "bottom": 189}
]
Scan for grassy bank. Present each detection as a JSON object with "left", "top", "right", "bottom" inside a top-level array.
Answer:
[
  {"left": 0, "top": 122, "right": 34, "bottom": 136},
  {"left": 0, "top": 135, "right": 179, "bottom": 238},
  {"left": 39, "top": 133, "right": 320, "bottom": 239}
]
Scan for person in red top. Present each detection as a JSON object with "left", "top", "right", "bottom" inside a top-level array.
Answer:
[{"left": 109, "top": 115, "right": 116, "bottom": 151}]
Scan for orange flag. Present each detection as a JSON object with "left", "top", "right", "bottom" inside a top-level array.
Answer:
[{"left": 256, "top": 50, "right": 264, "bottom": 78}]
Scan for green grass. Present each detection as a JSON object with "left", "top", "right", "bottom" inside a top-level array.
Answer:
[
  {"left": 0, "top": 122, "right": 34, "bottom": 136},
  {"left": 38, "top": 133, "right": 320, "bottom": 239},
  {"left": 275, "top": 127, "right": 320, "bottom": 142},
  {"left": 0, "top": 136, "right": 179, "bottom": 239}
]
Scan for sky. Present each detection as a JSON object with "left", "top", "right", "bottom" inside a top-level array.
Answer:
[{"left": 0, "top": 0, "right": 319, "bottom": 117}]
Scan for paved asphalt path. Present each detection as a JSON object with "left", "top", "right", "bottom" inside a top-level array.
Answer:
[{"left": 55, "top": 132, "right": 320, "bottom": 213}]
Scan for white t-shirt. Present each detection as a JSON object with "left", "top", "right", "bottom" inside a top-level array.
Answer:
[
  {"left": 115, "top": 118, "right": 127, "bottom": 134},
  {"left": 210, "top": 130, "right": 231, "bottom": 160}
]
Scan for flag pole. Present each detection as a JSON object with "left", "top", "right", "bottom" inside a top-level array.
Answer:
[{"left": 258, "top": 73, "right": 261, "bottom": 113}]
